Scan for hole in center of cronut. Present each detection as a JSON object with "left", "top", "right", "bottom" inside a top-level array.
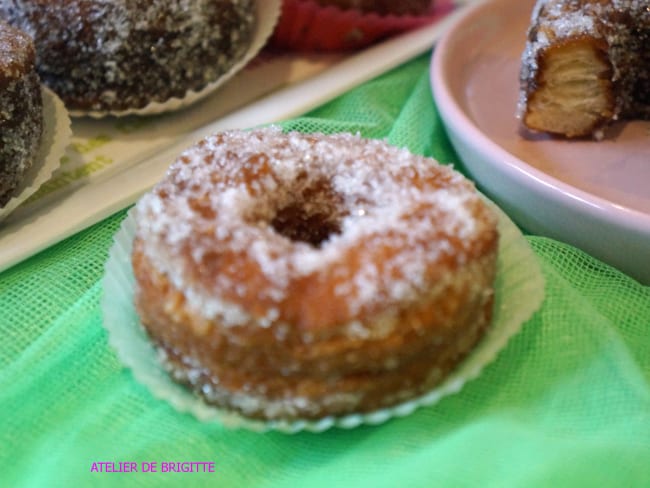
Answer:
[{"left": 270, "top": 176, "right": 344, "bottom": 247}]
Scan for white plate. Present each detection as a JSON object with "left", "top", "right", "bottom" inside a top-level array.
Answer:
[
  {"left": 0, "top": 1, "right": 466, "bottom": 273},
  {"left": 430, "top": 0, "right": 650, "bottom": 284}
]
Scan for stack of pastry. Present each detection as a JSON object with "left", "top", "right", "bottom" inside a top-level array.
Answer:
[
  {"left": 0, "top": 20, "right": 43, "bottom": 207},
  {"left": 518, "top": 0, "right": 650, "bottom": 138}
]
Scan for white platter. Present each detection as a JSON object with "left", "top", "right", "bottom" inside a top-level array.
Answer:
[
  {"left": 0, "top": 0, "right": 463, "bottom": 273},
  {"left": 431, "top": 0, "right": 650, "bottom": 284}
]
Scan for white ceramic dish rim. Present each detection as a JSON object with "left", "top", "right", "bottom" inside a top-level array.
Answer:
[{"left": 430, "top": 0, "right": 650, "bottom": 237}]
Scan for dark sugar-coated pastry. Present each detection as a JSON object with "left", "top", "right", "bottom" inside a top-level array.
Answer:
[
  {"left": 131, "top": 128, "right": 499, "bottom": 421},
  {"left": 0, "top": 0, "right": 256, "bottom": 113},
  {"left": 518, "top": 0, "right": 650, "bottom": 139},
  {"left": 0, "top": 20, "right": 42, "bottom": 207}
]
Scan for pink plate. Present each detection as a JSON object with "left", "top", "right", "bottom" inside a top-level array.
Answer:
[{"left": 431, "top": 0, "right": 650, "bottom": 284}]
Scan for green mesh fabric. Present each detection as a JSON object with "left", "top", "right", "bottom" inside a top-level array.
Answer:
[{"left": 1, "top": 53, "right": 649, "bottom": 487}]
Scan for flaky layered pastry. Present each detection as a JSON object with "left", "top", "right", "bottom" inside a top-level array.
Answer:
[
  {"left": 132, "top": 128, "right": 499, "bottom": 421},
  {"left": 519, "top": 0, "right": 650, "bottom": 138}
]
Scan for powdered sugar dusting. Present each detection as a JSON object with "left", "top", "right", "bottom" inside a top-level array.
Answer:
[{"left": 135, "top": 128, "right": 495, "bottom": 327}]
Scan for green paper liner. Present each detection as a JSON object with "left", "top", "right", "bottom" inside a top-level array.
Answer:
[{"left": 101, "top": 201, "right": 544, "bottom": 433}]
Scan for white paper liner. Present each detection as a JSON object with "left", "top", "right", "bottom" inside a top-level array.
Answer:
[
  {"left": 101, "top": 201, "right": 545, "bottom": 433},
  {"left": 71, "top": 0, "right": 281, "bottom": 118},
  {"left": 0, "top": 86, "right": 71, "bottom": 222}
]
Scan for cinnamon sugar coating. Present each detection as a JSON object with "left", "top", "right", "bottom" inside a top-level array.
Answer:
[
  {"left": 0, "top": 0, "right": 255, "bottom": 112},
  {"left": 132, "top": 128, "right": 499, "bottom": 420},
  {"left": 519, "top": 0, "right": 650, "bottom": 138},
  {"left": 0, "top": 20, "right": 42, "bottom": 207}
]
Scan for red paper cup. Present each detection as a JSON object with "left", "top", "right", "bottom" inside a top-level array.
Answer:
[{"left": 270, "top": 0, "right": 454, "bottom": 52}]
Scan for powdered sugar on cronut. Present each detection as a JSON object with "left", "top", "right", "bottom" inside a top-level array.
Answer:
[{"left": 134, "top": 128, "right": 496, "bottom": 330}]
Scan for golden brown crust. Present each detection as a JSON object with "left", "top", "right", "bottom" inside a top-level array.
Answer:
[
  {"left": 134, "top": 241, "right": 496, "bottom": 420},
  {"left": 522, "top": 36, "right": 615, "bottom": 138},
  {"left": 132, "top": 128, "right": 499, "bottom": 420}
]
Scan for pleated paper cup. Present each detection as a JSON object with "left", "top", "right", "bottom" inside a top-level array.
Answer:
[
  {"left": 270, "top": 0, "right": 454, "bottom": 52},
  {"left": 101, "top": 199, "right": 544, "bottom": 433}
]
